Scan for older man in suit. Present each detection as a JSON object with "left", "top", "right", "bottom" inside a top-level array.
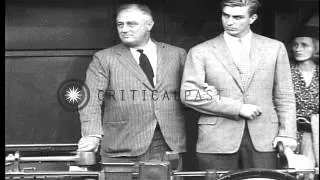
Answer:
[
  {"left": 181, "top": 0, "right": 297, "bottom": 170},
  {"left": 77, "top": 3, "right": 186, "bottom": 167}
]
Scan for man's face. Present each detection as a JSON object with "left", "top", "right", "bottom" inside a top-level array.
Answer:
[
  {"left": 116, "top": 8, "right": 154, "bottom": 48},
  {"left": 221, "top": 6, "right": 257, "bottom": 38}
]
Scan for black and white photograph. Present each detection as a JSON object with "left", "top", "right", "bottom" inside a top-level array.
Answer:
[{"left": 5, "top": 0, "right": 319, "bottom": 179}]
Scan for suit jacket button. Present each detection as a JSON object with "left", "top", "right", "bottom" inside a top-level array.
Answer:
[{"left": 155, "top": 110, "right": 159, "bottom": 117}]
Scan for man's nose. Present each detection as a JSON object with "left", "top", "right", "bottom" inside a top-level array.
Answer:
[
  {"left": 226, "top": 18, "right": 234, "bottom": 25},
  {"left": 119, "top": 24, "right": 129, "bottom": 32}
]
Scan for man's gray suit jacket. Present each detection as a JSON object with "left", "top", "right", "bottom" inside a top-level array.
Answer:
[
  {"left": 79, "top": 41, "right": 187, "bottom": 157},
  {"left": 181, "top": 33, "right": 296, "bottom": 153}
]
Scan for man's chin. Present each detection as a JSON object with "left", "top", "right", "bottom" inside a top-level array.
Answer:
[
  {"left": 121, "top": 40, "right": 135, "bottom": 47},
  {"left": 226, "top": 31, "right": 239, "bottom": 37}
]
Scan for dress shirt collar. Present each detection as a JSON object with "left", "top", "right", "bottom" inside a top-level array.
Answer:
[
  {"left": 130, "top": 38, "right": 156, "bottom": 55},
  {"left": 223, "top": 30, "right": 253, "bottom": 46},
  {"left": 223, "top": 30, "right": 253, "bottom": 65},
  {"left": 129, "top": 38, "right": 158, "bottom": 85}
]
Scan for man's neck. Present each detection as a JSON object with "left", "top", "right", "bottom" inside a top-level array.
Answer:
[
  {"left": 238, "top": 30, "right": 250, "bottom": 38},
  {"left": 226, "top": 29, "right": 251, "bottom": 39},
  {"left": 131, "top": 37, "right": 151, "bottom": 49}
]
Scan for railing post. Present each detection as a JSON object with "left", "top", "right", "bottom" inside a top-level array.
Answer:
[
  {"left": 139, "top": 161, "right": 171, "bottom": 180},
  {"left": 206, "top": 169, "right": 218, "bottom": 180},
  {"left": 101, "top": 162, "right": 134, "bottom": 180}
]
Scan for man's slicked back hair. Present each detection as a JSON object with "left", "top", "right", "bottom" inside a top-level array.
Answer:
[
  {"left": 220, "top": 0, "right": 261, "bottom": 16},
  {"left": 116, "top": 3, "right": 153, "bottom": 21}
]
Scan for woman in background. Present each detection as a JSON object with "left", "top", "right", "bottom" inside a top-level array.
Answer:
[{"left": 290, "top": 26, "right": 319, "bottom": 168}]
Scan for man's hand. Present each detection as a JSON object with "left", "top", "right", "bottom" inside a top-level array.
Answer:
[
  {"left": 272, "top": 136, "right": 297, "bottom": 152},
  {"left": 239, "top": 104, "right": 262, "bottom": 120},
  {"left": 77, "top": 136, "right": 100, "bottom": 152}
]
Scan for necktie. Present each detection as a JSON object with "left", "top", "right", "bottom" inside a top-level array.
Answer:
[
  {"left": 137, "top": 49, "right": 154, "bottom": 87},
  {"left": 237, "top": 38, "right": 251, "bottom": 88}
]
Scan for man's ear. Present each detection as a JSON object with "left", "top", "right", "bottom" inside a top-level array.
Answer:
[
  {"left": 249, "top": 14, "right": 258, "bottom": 24},
  {"left": 146, "top": 20, "right": 154, "bottom": 31}
]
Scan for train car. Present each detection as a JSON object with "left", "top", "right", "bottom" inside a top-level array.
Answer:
[{"left": 5, "top": 0, "right": 319, "bottom": 179}]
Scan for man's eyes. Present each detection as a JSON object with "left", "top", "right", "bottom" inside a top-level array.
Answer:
[
  {"left": 127, "top": 22, "right": 138, "bottom": 26},
  {"left": 222, "top": 14, "right": 228, "bottom": 17},
  {"left": 117, "top": 22, "right": 138, "bottom": 27},
  {"left": 222, "top": 14, "right": 243, "bottom": 20}
]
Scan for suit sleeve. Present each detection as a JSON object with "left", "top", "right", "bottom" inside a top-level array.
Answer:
[
  {"left": 180, "top": 46, "right": 242, "bottom": 120},
  {"left": 78, "top": 53, "right": 109, "bottom": 137},
  {"left": 273, "top": 42, "right": 297, "bottom": 139},
  {"left": 179, "top": 48, "right": 187, "bottom": 84},
  {"left": 179, "top": 48, "right": 187, "bottom": 68}
]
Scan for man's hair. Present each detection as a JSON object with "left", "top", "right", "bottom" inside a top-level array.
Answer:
[
  {"left": 220, "top": 0, "right": 261, "bottom": 16},
  {"left": 116, "top": 3, "right": 153, "bottom": 21}
]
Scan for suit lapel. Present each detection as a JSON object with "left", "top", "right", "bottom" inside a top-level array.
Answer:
[
  {"left": 114, "top": 44, "right": 152, "bottom": 88},
  {"left": 154, "top": 41, "right": 170, "bottom": 89},
  {"left": 213, "top": 34, "right": 244, "bottom": 92},
  {"left": 244, "top": 33, "right": 264, "bottom": 91}
]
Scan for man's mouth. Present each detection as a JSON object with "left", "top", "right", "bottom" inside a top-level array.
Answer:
[
  {"left": 121, "top": 34, "right": 132, "bottom": 38},
  {"left": 226, "top": 28, "right": 237, "bottom": 31}
]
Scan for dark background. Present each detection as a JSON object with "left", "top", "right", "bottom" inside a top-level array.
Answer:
[{"left": 5, "top": 0, "right": 318, "bottom": 172}]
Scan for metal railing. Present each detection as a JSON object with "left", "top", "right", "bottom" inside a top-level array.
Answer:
[{"left": 5, "top": 144, "right": 319, "bottom": 180}]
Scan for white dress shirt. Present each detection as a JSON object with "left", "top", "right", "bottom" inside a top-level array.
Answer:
[
  {"left": 130, "top": 39, "right": 157, "bottom": 85},
  {"left": 223, "top": 30, "right": 252, "bottom": 66}
]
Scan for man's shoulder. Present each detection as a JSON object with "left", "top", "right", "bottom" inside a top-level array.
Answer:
[
  {"left": 200, "top": 37, "right": 220, "bottom": 46},
  {"left": 94, "top": 44, "right": 124, "bottom": 56},
  {"left": 253, "top": 33, "right": 283, "bottom": 45},
  {"left": 156, "top": 41, "right": 186, "bottom": 54},
  {"left": 188, "top": 36, "right": 221, "bottom": 52}
]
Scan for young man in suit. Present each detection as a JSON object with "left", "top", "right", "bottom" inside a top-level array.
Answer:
[
  {"left": 180, "top": 0, "right": 297, "bottom": 170},
  {"left": 77, "top": 3, "right": 186, "bottom": 168}
]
